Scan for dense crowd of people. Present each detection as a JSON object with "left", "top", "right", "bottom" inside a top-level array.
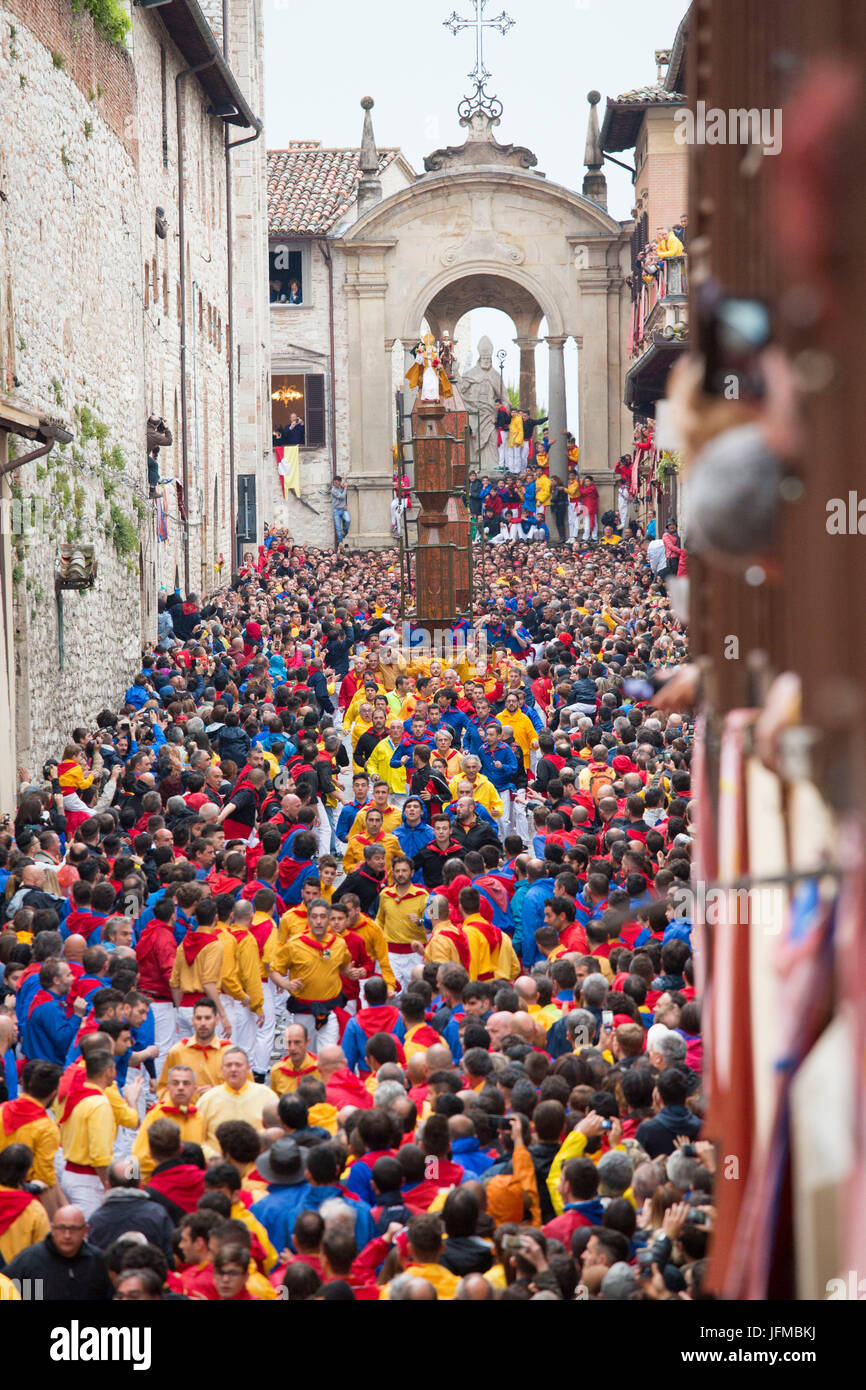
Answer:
[{"left": 0, "top": 518, "right": 708, "bottom": 1303}]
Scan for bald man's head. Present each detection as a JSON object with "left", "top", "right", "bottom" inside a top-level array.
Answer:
[
  {"left": 316, "top": 1046, "right": 347, "bottom": 1080},
  {"left": 514, "top": 976, "right": 538, "bottom": 1003},
  {"left": 510, "top": 1011, "right": 538, "bottom": 1043},
  {"left": 486, "top": 1012, "right": 514, "bottom": 1049},
  {"left": 424, "top": 1044, "right": 453, "bottom": 1071}
]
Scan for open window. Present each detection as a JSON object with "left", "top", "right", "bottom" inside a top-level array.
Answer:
[
  {"left": 271, "top": 373, "right": 326, "bottom": 449},
  {"left": 268, "top": 244, "right": 306, "bottom": 305}
]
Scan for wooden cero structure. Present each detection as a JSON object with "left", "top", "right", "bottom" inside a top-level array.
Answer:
[{"left": 405, "top": 392, "right": 472, "bottom": 644}]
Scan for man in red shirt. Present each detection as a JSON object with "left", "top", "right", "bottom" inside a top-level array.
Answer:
[{"left": 135, "top": 897, "right": 179, "bottom": 1074}]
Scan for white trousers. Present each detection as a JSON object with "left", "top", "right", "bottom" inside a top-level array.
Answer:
[
  {"left": 580, "top": 512, "right": 598, "bottom": 541},
  {"left": 388, "top": 949, "right": 423, "bottom": 994},
  {"left": 62, "top": 1171, "right": 105, "bottom": 1220},
  {"left": 288, "top": 1011, "right": 339, "bottom": 1055},
  {"left": 568, "top": 503, "right": 581, "bottom": 540},
  {"left": 252, "top": 979, "right": 277, "bottom": 1074},
  {"left": 497, "top": 789, "right": 515, "bottom": 840},
  {"left": 231, "top": 998, "right": 260, "bottom": 1059},
  {"left": 618, "top": 487, "right": 630, "bottom": 528},
  {"left": 151, "top": 1001, "right": 178, "bottom": 1077}
]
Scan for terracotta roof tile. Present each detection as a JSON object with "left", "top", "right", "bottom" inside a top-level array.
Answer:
[
  {"left": 612, "top": 83, "right": 685, "bottom": 106},
  {"left": 267, "top": 146, "right": 399, "bottom": 235}
]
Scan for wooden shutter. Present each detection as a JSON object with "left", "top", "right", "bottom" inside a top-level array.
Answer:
[{"left": 304, "top": 373, "right": 326, "bottom": 448}]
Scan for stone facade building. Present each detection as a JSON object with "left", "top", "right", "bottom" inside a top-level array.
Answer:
[
  {"left": 0, "top": 0, "right": 268, "bottom": 806},
  {"left": 267, "top": 99, "right": 636, "bottom": 549}
]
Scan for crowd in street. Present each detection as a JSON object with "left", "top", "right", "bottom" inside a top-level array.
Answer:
[{"left": 0, "top": 516, "right": 708, "bottom": 1303}]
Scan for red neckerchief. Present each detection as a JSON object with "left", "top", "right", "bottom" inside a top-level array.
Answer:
[
  {"left": 159, "top": 1103, "right": 198, "bottom": 1117},
  {"left": 181, "top": 929, "right": 219, "bottom": 965},
  {"left": 0, "top": 1097, "right": 46, "bottom": 1135},
  {"left": 27, "top": 988, "right": 56, "bottom": 1019},
  {"left": 437, "top": 927, "right": 471, "bottom": 972},
  {"left": 0, "top": 1189, "right": 37, "bottom": 1236},
  {"left": 60, "top": 1069, "right": 103, "bottom": 1124},
  {"left": 249, "top": 918, "right": 274, "bottom": 955},
  {"left": 297, "top": 931, "right": 337, "bottom": 955}
]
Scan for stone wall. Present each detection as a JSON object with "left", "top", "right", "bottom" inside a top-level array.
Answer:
[{"left": 0, "top": 0, "right": 262, "bottom": 771}]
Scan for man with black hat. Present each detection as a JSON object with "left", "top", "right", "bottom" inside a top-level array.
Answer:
[{"left": 247, "top": 1139, "right": 310, "bottom": 1252}]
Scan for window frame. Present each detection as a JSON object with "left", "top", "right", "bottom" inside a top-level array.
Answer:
[{"left": 268, "top": 239, "right": 312, "bottom": 310}]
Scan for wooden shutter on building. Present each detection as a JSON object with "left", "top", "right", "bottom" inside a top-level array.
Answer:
[{"left": 304, "top": 373, "right": 326, "bottom": 448}]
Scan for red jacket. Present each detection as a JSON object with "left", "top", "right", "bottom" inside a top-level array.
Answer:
[{"left": 135, "top": 921, "right": 178, "bottom": 1002}]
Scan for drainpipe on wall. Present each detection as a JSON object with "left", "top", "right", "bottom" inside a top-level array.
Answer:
[
  {"left": 224, "top": 120, "right": 263, "bottom": 571},
  {"left": 221, "top": 0, "right": 262, "bottom": 569},
  {"left": 176, "top": 60, "right": 216, "bottom": 596},
  {"left": 319, "top": 238, "right": 338, "bottom": 480}
]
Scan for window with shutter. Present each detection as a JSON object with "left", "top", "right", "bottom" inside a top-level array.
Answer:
[{"left": 304, "top": 374, "right": 326, "bottom": 449}]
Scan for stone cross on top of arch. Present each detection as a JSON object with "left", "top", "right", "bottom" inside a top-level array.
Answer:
[{"left": 443, "top": 0, "right": 515, "bottom": 124}]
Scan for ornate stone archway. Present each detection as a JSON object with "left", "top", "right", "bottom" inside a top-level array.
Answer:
[{"left": 335, "top": 116, "right": 633, "bottom": 547}]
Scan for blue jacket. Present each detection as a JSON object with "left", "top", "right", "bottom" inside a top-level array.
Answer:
[
  {"left": 336, "top": 800, "right": 365, "bottom": 843},
  {"left": 478, "top": 743, "right": 518, "bottom": 792},
  {"left": 300, "top": 1185, "right": 375, "bottom": 1249},
  {"left": 450, "top": 1136, "right": 495, "bottom": 1178},
  {"left": 124, "top": 682, "right": 150, "bottom": 709},
  {"left": 520, "top": 878, "right": 557, "bottom": 968},
  {"left": 250, "top": 1182, "right": 312, "bottom": 1252},
  {"left": 23, "top": 995, "right": 82, "bottom": 1065},
  {"left": 393, "top": 799, "right": 436, "bottom": 859}
]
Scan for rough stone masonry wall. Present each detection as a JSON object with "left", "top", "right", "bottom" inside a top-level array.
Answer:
[
  {"left": 0, "top": 0, "right": 239, "bottom": 771},
  {"left": 0, "top": 3, "right": 147, "bottom": 772}
]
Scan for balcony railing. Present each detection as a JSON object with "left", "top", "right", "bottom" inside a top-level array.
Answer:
[{"left": 628, "top": 254, "right": 688, "bottom": 358}]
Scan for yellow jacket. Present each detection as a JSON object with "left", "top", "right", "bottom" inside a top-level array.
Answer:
[
  {"left": 497, "top": 708, "right": 538, "bottom": 760},
  {"left": 366, "top": 738, "right": 407, "bottom": 794},
  {"left": 448, "top": 773, "right": 502, "bottom": 820}
]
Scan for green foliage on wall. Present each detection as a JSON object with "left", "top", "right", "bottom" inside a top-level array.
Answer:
[{"left": 71, "top": 0, "right": 131, "bottom": 46}]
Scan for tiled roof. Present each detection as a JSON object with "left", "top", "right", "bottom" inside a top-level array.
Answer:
[
  {"left": 267, "top": 145, "right": 400, "bottom": 235},
  {"left": 600, "top": 86, "right": 686, "bottom": 153},
  {"left": 613, "top": 83, "right": 685, "bottom": 105}
]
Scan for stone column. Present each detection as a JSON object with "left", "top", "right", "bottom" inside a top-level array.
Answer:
[
  {"left": 577, "top": 266, "right": 616, "bottom": 501},
  {"left": 343, "top": 244, "right": 395, "bottom": 547},
  {"left": 513, "top": 336, "right": 539, "bottom": 414},
  {"left": 546, "top": 336, "right": 569, "bottom": 483}
]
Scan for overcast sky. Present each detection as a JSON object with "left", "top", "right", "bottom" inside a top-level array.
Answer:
[{"left": 263, "top": 0, "right": 688, "bottom": 433}]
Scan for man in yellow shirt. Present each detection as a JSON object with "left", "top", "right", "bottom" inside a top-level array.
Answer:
[
  {"left": 347, "top": 781, "right": 402, "bottom": 838},
  {"left": 0, "top": 1060, "right": 62, "bottom": 1213},
  {"left": 219, "top": 898, "right": 265, "bottom": 1059},
  {"left": 497, "top": 690, "right": 539, "bottom": 767},
  {"left": 169, "top": 898, "right": 229, "bottom": 1037},
  {"left": 196, "top": 1049, "right": 275, "bottom": 1148},
  {"left": 375, "top": 857, "right": 429, "bottom": 992},
  {"left": 269, "top": 1022, "right": 322, "bottom": 1095},
  {"left": 277, "top": 877, "right": 324, "bottom": 944},
  {"left": 132, "top": 1064, "right": 207, "bottom": 1180},
  {"left": 343, "top": 808, "right": 402, "bottom": 877},
  {"left": 59, "top": 1049, "right": 135, "bottom": 1217},
  {"left": 0, "top": 1145, "right": 50, "bottom": 1261},
  {"left": 270, "top": 899, "right": 361, "bottom": 1052},
  {"left": 448, "top": 757, "right": 503, "bottom": 820},
  {"left": 331, "top": 895, "right": 396, "bottom": 992},
  {"left": 380, "top": 1214, "right": 459, "bottom": 1300},
  {"left": 158, "top": 999, "right": 234, "bottom": 1098},
  {"left": 366, "top": 718, "right": 409, "bottom": 795},
  {"left": 432, "top": 728, "right": 463, "bottom": 781}
]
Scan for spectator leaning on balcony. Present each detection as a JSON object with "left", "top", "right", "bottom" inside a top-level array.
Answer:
[{"left": 655, "top": 226, "right": 684, "bottom": 259}]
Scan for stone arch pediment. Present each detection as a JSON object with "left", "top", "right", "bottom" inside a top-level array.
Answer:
[
  {"left": 343, "top": 168, "right": 623, "bottom": 242},
  {"left": 338, "top": 168, "right": 625, "bottom": 345}
]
